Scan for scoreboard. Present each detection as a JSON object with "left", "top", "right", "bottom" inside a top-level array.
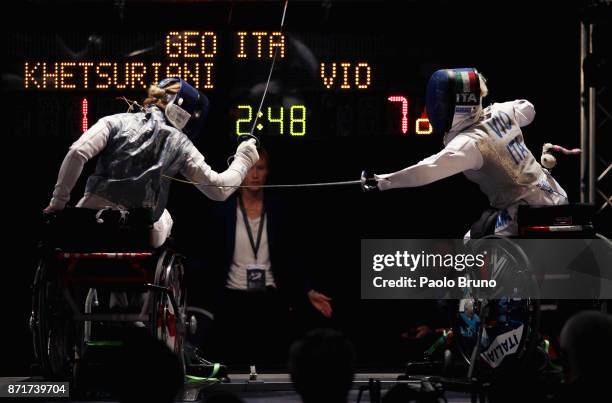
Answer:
[{"left": 6, "top": 2, "right": 436, "bottom": 140}]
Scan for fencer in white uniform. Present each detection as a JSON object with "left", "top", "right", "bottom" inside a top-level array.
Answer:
[
  {"left": 361, "top": 68, "right": 568, "bottom": 238},
  {"left": 45, "top": 77, "right": 259, "bottom": 247}
]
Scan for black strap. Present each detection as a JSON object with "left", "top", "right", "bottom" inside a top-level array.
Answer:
[{"left": 238, "top": 194, "right": 266, "bottom": 260}]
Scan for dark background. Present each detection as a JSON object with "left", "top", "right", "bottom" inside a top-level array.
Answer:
[{"left": 2, "top": 0, "right": 608, "bottom": 375}]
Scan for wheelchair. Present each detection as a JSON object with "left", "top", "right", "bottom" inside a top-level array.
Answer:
[
  {"left": 29, "top": 207, "right": 192, "bottom": 381},
  {"left": 426, "top": 204, "right": 605, "bottom": 381}
]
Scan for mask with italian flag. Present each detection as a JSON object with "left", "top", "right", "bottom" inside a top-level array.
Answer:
[
  {"left": 425, "top": 67, "right": 483, "bottom": 142},
  {"left": 448, "top": 68, "right": 482, "bottom": 134}
]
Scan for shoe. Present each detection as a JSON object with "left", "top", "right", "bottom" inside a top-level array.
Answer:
[{"left": 184, "top": 343, "right": 229, "bottom": 382}]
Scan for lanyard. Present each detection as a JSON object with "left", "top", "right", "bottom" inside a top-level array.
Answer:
[{"left": 238, "top": 194, "right": 266, "bottom": 261}]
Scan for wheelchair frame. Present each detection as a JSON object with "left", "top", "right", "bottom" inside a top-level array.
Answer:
[
  {"left": 449, "top": 203, "right": 604, "bottom": 378},
  {"left": 30, "top": 245, "right": 188, "bottom": 380}
]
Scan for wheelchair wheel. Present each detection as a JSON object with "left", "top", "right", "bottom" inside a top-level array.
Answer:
[
  {"left": 454, "top": 236, "right": 541, "bottom": 376},
  {"left": 151, "top": 250, "right": 187, "bottom": 376},
  {"left": 31, "top": 257, "right": 80, "bottom": 379}
]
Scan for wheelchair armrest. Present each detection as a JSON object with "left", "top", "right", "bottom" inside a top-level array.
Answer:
[
  {"left": 41, "top": 207, "right": 154, "bottom": 252},
  {"left": 517, "top": 204, "right": 596, "bottom": 237}
]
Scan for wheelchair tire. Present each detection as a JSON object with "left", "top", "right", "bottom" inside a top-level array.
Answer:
[
  {"left": 151, "top": 250, "right": 187, "bottom": 377},
  {"left": 31, "top": 257, "right": 80, "bottom": 379},
  {"left": 454, "top": 236, "right": 541, "bottom": 377}
]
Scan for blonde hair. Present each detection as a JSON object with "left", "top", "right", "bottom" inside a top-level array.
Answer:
[
  {"left": 143, "top": 82, "right": 181, "bottom": 109},
  {"left": 479, "top": 72, "right": 489, "bottom": 99}
]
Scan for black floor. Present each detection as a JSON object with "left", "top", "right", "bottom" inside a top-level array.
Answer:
[{"left": 1, "top": 373, "right": 474, "bottom": 402}]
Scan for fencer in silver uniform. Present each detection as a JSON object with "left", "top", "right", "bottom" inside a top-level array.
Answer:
[
  {"left": 45, "top": 77, "right": 259, "bottom": 247},
  {"left": 362, "top": 68, "right": 568, "bottom": 238}
]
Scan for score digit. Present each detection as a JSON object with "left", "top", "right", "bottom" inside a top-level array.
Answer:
[
  {"left": 387, "top": 95, "right": 408, "bottom": 135},
  {"left": 236, "top": 105, "right": 253, "bottom": 136},
  {"left": 81, "top": 98, "right": 89, "bottom": 133},
  {"left": 415, "top": 109, "right": 432, "bottom": 135},
  {"left": 415, "top": 118, "right": 433, "bottom": 135},
  {"left": 267, "top": 106, "right": 284, "bottom": 134},
  {"left": 289, "top": 105, "right": 306, "bottom": 136}
]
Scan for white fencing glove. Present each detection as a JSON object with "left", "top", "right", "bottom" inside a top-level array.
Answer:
[{"left": 234, "top": 138, "right": 259, "bottom": 169}]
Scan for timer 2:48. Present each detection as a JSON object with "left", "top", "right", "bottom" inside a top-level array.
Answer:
[{"left": 235, "top": 105, "right": 307, "bottom": 136}]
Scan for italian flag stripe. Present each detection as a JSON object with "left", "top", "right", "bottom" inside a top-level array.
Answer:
[
  {"left": 468, "top": 70, "right": 477, "bottom": 91},
  {"left": 454, "top": 72, "right": 463, "bottom": 93},
  {"left": 455, "top": 70, "right": 478, "bottom": 93},
  {"left": 462, "top": 72, "right": 470, "bottom": 92}
]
